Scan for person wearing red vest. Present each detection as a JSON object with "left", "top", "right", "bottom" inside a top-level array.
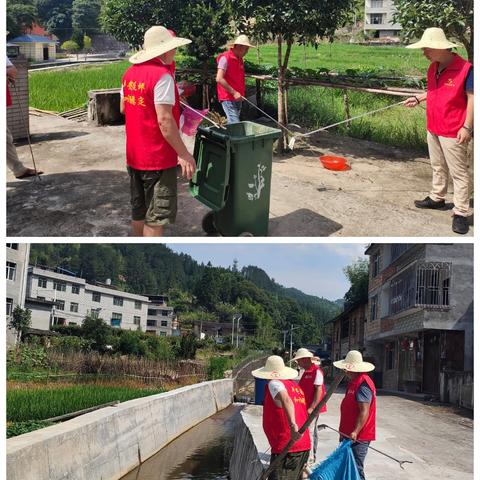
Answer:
[
  {"left": 293, "top": 348, "right": 326, "bottom": 466},
  {"left": 6, "top": 55, "right": 42, "bottom": 179},
  {"left": 334, "top": 350, "right": 376, "bottom": 480},
  {"left": 252, "top": 355, "right": 311, "bottom": 480},
  {"left": 404, "top": 28, "right": 473, "bottom": 235},
  {"left": 121, "top": 27, "right": 196, "bottom": 237},
  {"left": 216, "top": 35, "right": 255, "bottom": 123}
]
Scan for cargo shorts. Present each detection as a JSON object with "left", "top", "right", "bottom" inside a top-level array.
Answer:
[
  {"left": 269, "top": 450, "right": 310, "bottom": 480},
  {"left": 127, "top": 166, "right": 177, "bottom": 225}
]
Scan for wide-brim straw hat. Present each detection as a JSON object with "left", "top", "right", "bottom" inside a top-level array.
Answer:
[
  {"left": 252, "top": 355, "right": 298, "bottom": 380},
  {"left": 292, "top": 348, "right": 320, "bottom": 363},
  {"left": 228, "top": 34, "right": 256, "bottom": 48},
  {"left": 406, "top": 27, "right": 459, "bottom": 50},
  {"left": 333, "top": 350, "right": 375, "bottom": 373},
  {"left": 129, "top": 26, "right": 192, "bottom": 64}
]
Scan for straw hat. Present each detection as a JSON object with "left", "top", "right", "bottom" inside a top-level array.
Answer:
[
  {"left": 129, "top": 26, "right": 192, "bottom": 64},
  {"left": 228, "top": 34, "right": 256, "bottom": 48},
  {"left": 292, "top": 347, "right": 320, "bottom": 363},
  {"left": 251, "top": 355, "right": 298, "bottom": 380},
  {"left": 406, "top": 27, "right": 459, "bottom": 50},
  {"left": 333, "top": 350, "right": 375, "bottom": 373}
]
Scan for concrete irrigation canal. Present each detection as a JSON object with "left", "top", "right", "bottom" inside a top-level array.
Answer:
[{"left": 6, "top": 378, "right": 473, "bottom": 480}]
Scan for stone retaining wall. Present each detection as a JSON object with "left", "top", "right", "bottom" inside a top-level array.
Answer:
[{"left": 7, "top": 379, "right": 233, "bottom": 480}]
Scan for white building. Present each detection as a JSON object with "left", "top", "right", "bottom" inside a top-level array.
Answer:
[
  {"left": 146, "top": 295, "right": 177, "bottom": 336},
  {"left": 6, "top": 243, "right": 31, "bottom": 346},
  {"left": 364, "top": 0, "right": 402, "bottom": 38},
  {"left": 27, "top": 266, "right": 150, "bottom": 332}
]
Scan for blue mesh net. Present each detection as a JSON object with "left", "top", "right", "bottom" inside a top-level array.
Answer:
[{"left": 309, "top": 440, "right": 361, "bottom": 480}]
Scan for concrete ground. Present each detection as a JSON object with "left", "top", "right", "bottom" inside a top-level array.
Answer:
[
  {"left": 7, "top": 112, "right": 474, "bottom": 236},
  {"left": 243, "top": 392, "right": 473, "bottom": 479}
]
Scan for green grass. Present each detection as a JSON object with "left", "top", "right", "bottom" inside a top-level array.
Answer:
[{"left": 7, "top": 384, "right": 164, "bottom": 422}]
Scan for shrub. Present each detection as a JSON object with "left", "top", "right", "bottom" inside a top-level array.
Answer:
[
  {"left": 7, "top": 421, "right": 54, "bottom": 438},
  {"left": 7, "top": 345, "right": 49, "bottom": 371},
  {"left": 207, "top": 356, "right": 232, "bottom": 380},
  {"left": 50, "top": 336, "right": 91, "bottom": 353}
]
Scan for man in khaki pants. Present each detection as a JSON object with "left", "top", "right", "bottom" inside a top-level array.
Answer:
[{"left": 404, "top": 28, "right": 473, "bottom": 234}]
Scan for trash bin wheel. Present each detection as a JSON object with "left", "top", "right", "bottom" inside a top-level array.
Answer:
[
  {"left": 202, "top": 211, "right": 217, "bottom": 235},
  {"left": 239, "top": 232, "right": 254, "bottom": 237}
]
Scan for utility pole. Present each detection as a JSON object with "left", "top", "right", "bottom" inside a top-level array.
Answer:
[
  {"left": 283, "top": 330, "right": 288, "bottom": 349},
  {"left": 235, "top": 314, "right": 242, "bottom": 348},
  {"left": 232, "top": 313, "right": 242, "bottom": 347},
  {"left": 289, "top": 324, "right": 300, "bottom": 364}
]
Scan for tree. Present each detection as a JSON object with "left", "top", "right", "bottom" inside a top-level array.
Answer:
[
  {"left": 179, "top": 0, "right": 233, "bottom": 107},
  {"left": 100, "top": 0, "right": 183, "bottom": 48},
  {"left": 231, "top": 0, "right": 355, "bottom": 151},
  {"left": 62, "top": 39, "right": 80, "bottom": 57},
  {"left": 71, "top": 27, "right": 84, "bottom": 50},
  {"left": 342, "top": 258, "right": 369, "bottom": 310},
  {"left": 393, "top": 0, "right": 473, "bottom": 62},
  {"left": 6, "top": 0, "right": 38, "bottom": 39},
  {"left": 72, "top": 0, "right": 101, "bottom": 34},
  {"left": 81, "top": 314, "right": 110, "bottom": 351},
  {"left": 37, "top": 0, "right": 74, "bottom": 43},
  {"left": 8, "top": 306, "right": 32, "bottom": 344}
]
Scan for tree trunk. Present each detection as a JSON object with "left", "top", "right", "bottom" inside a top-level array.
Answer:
[{"left": 202, "top": 62, "right": 209, "bottom": 109}]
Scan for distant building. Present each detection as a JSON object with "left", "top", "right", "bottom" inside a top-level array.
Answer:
[
  {"left": 6, "top": 244, "right": 30, "bottom": 346},
  {"left": 145, "top": 295, "right": 178, "bottom": 336},
  {"left": 364, "top": 0, "right": 402, "bottom": 39},
  {"left": 9, "top": 34, "right": 57, "bottom": 62},
  {"left": 364, "top": 244, "right": 473, "bottom": 408},
  {"left": 27, "top": 266, "right": 149, "bottom": 332}
]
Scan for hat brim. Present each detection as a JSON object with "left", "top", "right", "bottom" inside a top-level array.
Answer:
[
  {"left": 252, "top": 365, "right": 298, "bottom": 380},
  {"left": 292, "top": 353, "right": 315, "bottom": 362},
  {"left": 129, "top": 37, "right": 192, "bottom": 64},
  {"left": 406, "top": 40, "right": 459, "bottom": 50},
  {"left": 228, "top": 42, "right": 256, "bottom": 49},
  {"left": 333, "top": 359, "right": 375, "bottom": 372}
]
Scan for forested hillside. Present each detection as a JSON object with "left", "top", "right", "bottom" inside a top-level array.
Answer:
[{"left": 30, "top": 244, "right": 341, "bottom": 346}]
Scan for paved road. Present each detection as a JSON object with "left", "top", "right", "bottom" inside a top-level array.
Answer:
[{"left": 244, "top": 392, "right": 473, "bottom": 479}]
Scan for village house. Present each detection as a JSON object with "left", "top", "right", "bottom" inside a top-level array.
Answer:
[
  {"left": 9, "top": 34, "right": 57, "bottom": 62},
  {"left": 145, "top": 295, "right": 179, "bottom": 337},
  {"left": 363, "top": 244, "right": 473, "bottom": 408},
  {"left": 364, "top": 0, "right": 402, "bottom": 39}
]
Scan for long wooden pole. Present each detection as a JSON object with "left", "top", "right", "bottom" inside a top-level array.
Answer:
[{"left": 258, "top": 371, "right": 345, "bottom": 480}]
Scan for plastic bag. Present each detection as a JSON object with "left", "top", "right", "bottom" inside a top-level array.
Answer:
[
  {"left": 309, "top": 441, "right": 361, "bottom": 480},
  {"left": 181, "top": 106, "right": 209, "bottom": 136}
]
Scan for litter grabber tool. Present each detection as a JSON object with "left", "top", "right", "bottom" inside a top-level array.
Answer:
[
  {"left": 257, "top": 372, "right": 345, "bottom": 480},
  {"left": 180, "top": 101, "right": 227, "bottom": 130},
  {"left": 317, "top": 424, "right": 413, "bottom": 470},
  {"left": 240, "top": 95, "right": 299, "bottom": 150},
  {"left": 10, "top": 81, "right": 41, "bottom": 181}
]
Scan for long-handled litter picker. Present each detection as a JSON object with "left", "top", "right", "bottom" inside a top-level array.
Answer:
[
  {"left": 10, "top": 81, "right": 41, "bottom": 181},
  {"left": 257, "top": 372, "right": 345, "bottom": 480},
  {"left": 317, "top": 424, "right": 413, "bottom": 470}
]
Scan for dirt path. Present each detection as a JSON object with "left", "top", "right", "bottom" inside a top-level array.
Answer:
[{"left": 7, "top": 113, "right": 473, "bottom": 237}]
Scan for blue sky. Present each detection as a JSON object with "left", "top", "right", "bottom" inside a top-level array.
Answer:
[{"left": 168, "top": 243, "right": 367, "bottom": 301}]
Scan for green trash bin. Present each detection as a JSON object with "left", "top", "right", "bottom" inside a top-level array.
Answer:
[{"left": 190, "top": 121, "right": 281, "bottom": 236}]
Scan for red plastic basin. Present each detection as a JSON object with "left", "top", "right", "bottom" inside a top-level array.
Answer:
[{"left": 319, "top": 155, "right": 351, "bottom": 171}]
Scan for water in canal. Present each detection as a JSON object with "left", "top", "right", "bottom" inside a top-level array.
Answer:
[{"left": 121, "top": 404, "right": 243, "bottom": 480}]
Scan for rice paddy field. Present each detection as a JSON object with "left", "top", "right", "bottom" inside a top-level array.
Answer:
[{"left": 28, "top": 42, "right": 459, "bottom": 151}]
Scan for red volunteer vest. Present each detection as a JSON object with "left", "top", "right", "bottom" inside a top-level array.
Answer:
[
  {"left": 263, "top": 380, "right": 311, "bottom": 454},
  {"left": 122, "top": 59, "right": 180, "bottom": 170},
  {"left": 216, "top": 49, "right": 245, "bottom": 102},
  {"left": 339, "top": 373, "right": 376, "bottom": 441},
  {"left": 299, "top": 364, "right": 327, "bottom": 414},
  {"left": 426, "top": 54, "right": 472, "bottom": 138}
]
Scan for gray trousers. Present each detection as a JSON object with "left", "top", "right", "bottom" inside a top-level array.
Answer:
[
  {"left": 351, "top": 441, "right": 370, "bottom": 480},
  {"left": 7, "top": 127, "right": 27, "bottom": 176}
]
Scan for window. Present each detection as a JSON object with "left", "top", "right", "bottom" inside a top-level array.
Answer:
[
  {"left": 416, "top": 262, "right": 451, "bottom": 308},
  {"left": 133, "top": 316, "right": 141, "bottom": 325},
  {"left": 6, "top": 262, "right": 16, "bottom": 281},
  {"left": 160, "top": 331, "right": 167, "bottom": 337},
  {"left": 69, "top": 322, "right": 78, "bottom": 326},
  {"left": 370, "top": 13, "right": 384, "bottom": 24},
  {"left": 53, "top": 281, "right": 66, "bottom": 292},
  {"left": 340, "top": 318, "right": 349, "bottom": 339},
  {"left": 92, "top": 292, "right": 101, "bottom": 302},
  {"left": 147, "top": 309, "right": 157, "bottom": 316},
  {"left": 390, "top": 267, "right": 416, "bottom": 315},
  {"left": 135, "top": 300, "right": 142, "bottom": 310},
  {"left": 53, "top": 317, "right": 66, "bottom": 325},
  {"left": 71, "top": 285, "right": 80, "bottom": 294},
  {"left": 370, "top": 295, "right": 378, "bottom": 321},
  {"left": 37, "top": 296, "right": 45, "bottom": 301},
  {"left": 55, "top": 300, "right": 65, "bottom": 311},
  {"left": 386, "top": 346, "right": 395, "bottom": 370},
  {"left": 147, "top": 320, "right": 157, "bottom": 327},
  {"left": 371, "top": 0, "right": 383, "bottom": 7},
  {"left": 70, "top": 302, "right": 79, "bottom": 313},
  {"left": 38, "top": 277, "right": 48, "bottom": 288},
  {"left": 6, "top": 298, "right": 13, "bottom": 316},
  {"left": 7, "top": 243, "right": 18, "bottom": 250},
  {"left": 111, "top": 312, "right": 122, "bottom": 327},
  {"left": 372, "top": 252, "right": 381, "bottom": 277},
  {"left": 161, "top": 320, "right": 168, "bottom": 327},
  {"left": 391, "top": 244, "right": 411, "bottom": 262},
  {"left": 113, "top": 296, "right": 123, "bottom": 307},
  {"left": 161, "top": 310, "right": 170, "bottom": 316}
]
